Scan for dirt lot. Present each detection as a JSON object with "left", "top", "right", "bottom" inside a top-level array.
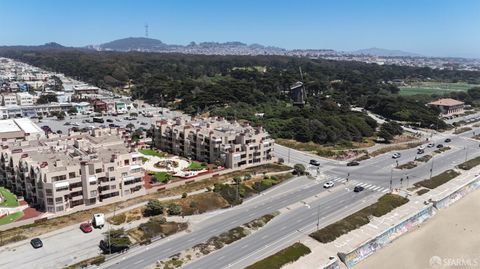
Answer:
[{"left": 174, "top": 192, "right": 230, "bottom": 215}]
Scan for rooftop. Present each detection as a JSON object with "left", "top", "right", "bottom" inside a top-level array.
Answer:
[{"left": 428, "top": 98, "right": 464, "bottom": 106}]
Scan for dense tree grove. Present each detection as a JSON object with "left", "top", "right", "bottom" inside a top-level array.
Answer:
[{"left": 1, "top": 48, "right": 479, "bottom": 144}]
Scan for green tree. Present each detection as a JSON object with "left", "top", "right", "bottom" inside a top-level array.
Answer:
[
  {"left": 293, "top": 164, "right": 306, "bottom": 175},
  {"left": 167, "top": 203, "right": 183, "bottom": 215},
  {"left": 144, "top": 199, "right": 164, "bottom": 216}
]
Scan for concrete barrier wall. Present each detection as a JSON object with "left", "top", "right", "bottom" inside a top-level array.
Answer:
[
  {"left": 323, "top": 259, "right": 340, "bottom": 269},
  {"left": 433, "top": 176, "right": 480, "bottom": 209},
  {"left": 339, "top": 205, "right": 435, "bottom": 268}
]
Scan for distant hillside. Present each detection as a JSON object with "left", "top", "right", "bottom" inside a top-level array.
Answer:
[
  {"left": 351, "top": 47, "right": 422, "bottom": 57},
  {"left": 96, "top": 37, "right": 170, "bottom": 51}
]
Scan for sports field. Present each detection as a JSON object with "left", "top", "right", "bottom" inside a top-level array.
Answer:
[{"left": 399, "top": 81, "right": 480, "bottom": 96}]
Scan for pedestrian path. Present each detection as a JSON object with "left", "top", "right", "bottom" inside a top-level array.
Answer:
[{"left": 319, "top": 175, "right": 390, "bottom": 193}]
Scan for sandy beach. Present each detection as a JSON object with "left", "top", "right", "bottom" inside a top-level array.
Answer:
[{"left": 354, "top": 190, "right": 480, "bottom": 269}]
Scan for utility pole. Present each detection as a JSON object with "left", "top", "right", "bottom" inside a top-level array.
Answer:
[
  {"left": 288, "top": 148, "right": 291, "bottom": 164},
  {"left": 389, "top": 168, "right": 393, "bottom": 191},
  {"left": 430, "top": 156, "right": 434, "bottom": 179},
  {"left": 316, "top": 206, "right": 320, "bottom": 230}
]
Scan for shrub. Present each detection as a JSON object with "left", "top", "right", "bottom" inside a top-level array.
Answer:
[
  {"left": 182, "top": 192, "right": 188, "bottom": 198},
  {"left": 168, "top": 204, "right": 183, "bottom": 215},
  {"left": 144, "top": 199, "right": 164, "bottom": 216},
  {"left": 414, "top": 169, "right": 460, "bottom": 189}
]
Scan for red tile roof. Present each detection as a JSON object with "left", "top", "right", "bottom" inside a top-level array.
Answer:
[{"left": 428, "top": 98, "right": 464, "bottom": 107}]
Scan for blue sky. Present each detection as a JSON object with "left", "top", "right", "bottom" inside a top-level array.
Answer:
[{"left": 1, "top": 0, "right": 479, "bottom": 58}]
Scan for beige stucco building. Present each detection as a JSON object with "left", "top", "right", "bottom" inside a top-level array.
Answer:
[{"left": 153, "top": 116, "right": 274, "bottom": 169}]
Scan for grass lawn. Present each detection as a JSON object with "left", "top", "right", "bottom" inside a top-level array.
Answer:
[
  {"left": 399, "top": 82, "right": 479, "bottom": 96},
  {"left": 245, "top": 243, "right": 311, "bottom": 269},
  {"left": 414, "top": 169, "right": 460, "bottom": 189},
  {"left": 188, "top": 161, "right": 207, "bottom": 170},
  {"left": 138, "top": 149, "right": 166, "bottom": 158},
  {"left": 152, "top": 171, "right": 171, "bottom": 183},
  {"left": 0, "top": 187, "right": 19, "bottom": 207},
  {"left": 0, "top": 211, "right": 24, "bottom": 225}
]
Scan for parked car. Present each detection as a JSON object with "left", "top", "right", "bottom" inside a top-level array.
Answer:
[
  {"left": 323, "top": 181, "right": 334, "bottom": 188},
  {"left": 309, "top": 159, "right": 320, "bottom": 166},
  {"left": 106, "top": 119, "right": 114, "bottom": 123},
  {"left": 392, "top": 152, "right": 401, "bottom": 159},
  {"left": 437, "top": 144, "right": 444, "bottom": 148},
  {"left": 417, "top": 149, "right": 425, "bottom": 154},
  {"left": 30, "top": 238, "right": 43, "bottom": 249},
  {"left": 444, "top": 138, "right": 452, "bottom": 143},
  {"left": 354, "top": 186, "right": 365, "bottom": 192},
  {"left": 140, "top": 122, "right": 148, "bottom": 126},
  {"left": 418, "top": 145, "right": 426, "bottom": 150},
  {"left": 64, "top": 122, "right": 71, "bottom": 126},
  {"left": 427, "top": 143, "right": 435, "bottom": 148},
  {"left": 347, "top": 161, "right": 360, "bottom": 166},
  {"left": 80, "top": 222, "right": 93, "bottom": 233}
]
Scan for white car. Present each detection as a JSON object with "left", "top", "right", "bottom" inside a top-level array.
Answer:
[
  {"left": 427, "top": 143, "right": 435, "bottom": 148},
  {"left": 418, "top": 145, "right": 426, "bottom": 150},
  {"left": 323, "top": 181, "right": 334, "bottom": 188},
  {"left": 392, "top": 152, "right": 401, "bottom": 159}
]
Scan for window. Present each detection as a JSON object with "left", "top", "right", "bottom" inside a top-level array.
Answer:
[
  {"left": 90, "top": 190, "right": 97, "bottom": 196},
  {"left": 108, "top": 167, "right": 114, "bottom": 172},
  {"left": 47, "top": 198, "right": 53, "bottom": 205},
  {"left": 95, "top": 168, "right": 103, "bottom": 173},
  {"left": 45, "top": 189, "right": 53, "bottom": 196},
  {"left": 55, "top": 197, "right": 63, "bottom": 204},
  {"left": 124, "top": 160, "right": 130, "bottom": 165},
  {"left": 69, "top": 172, "right": 76, "bottom": 178},
  {"left": 56, "top": 186, "right": 68, "bottom": 192},
  {"left": 111, "top": 185, "right": 116, "bottom": 190},
  {"left": 56, "top": 206, "right": 64, "bottom": 212},
  {"left": 109, "top": 177, "right": 116, "bottom": 182},
  {"left": 121, "top": 172, "right": 128, "bottom": 177}
]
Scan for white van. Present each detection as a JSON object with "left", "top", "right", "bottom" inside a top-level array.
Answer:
[{"left": 92, "top": 213, "right": 105, "bottom": 228}]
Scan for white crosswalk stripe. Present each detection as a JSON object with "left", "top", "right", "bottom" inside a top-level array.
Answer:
[
  {"left": 364, "top": 184, "right": 373, "bottom": 189},
  {"left": 367, "top": 185, "right": 376, "bottom": 190},
  {"left": 358, "top": 183, "right": 368, "bottom": 187},
  {"left": 372, "top": 186, "right": 381, "bottom": 191},
  {"left": 382, "top": 189, "right": 389, "bottom": 193}
]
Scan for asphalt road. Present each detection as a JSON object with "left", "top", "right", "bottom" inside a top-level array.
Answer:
[
  {"left": 100, "top": 176, "right": 366, "bottom": 269},
  {"left": 182, "top": 187, "right": 380, "bottom": 269}
]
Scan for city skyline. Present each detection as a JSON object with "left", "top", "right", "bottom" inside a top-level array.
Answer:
[{"left": 1, "top": 0, "right": 480, "bottom": 58}]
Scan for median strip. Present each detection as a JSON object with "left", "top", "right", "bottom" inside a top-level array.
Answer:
[
  {"left": 244, "top": 242, "right": 311, "bottom": 269},
  {"left": 309, "top": 194, "right": 408, "bottom": 243},
  {"left": 152, "top": 212, "right": 278, "bottom": 269}
]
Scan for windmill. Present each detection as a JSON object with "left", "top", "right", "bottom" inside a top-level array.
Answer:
[{"left": 290, "top": 67, "right": 307, "bottom": 106}]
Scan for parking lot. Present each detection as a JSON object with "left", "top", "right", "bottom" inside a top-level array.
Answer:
[{"left": 34, "top": 107, "right": 176, "bottom": 134}]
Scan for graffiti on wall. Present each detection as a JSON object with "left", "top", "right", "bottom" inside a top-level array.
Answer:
[
  {"left": 339, "top": 206, "right": 434, "bottom": 268},
  {"left": 434, "top": 177, "right": 480, "bottom": 209}
]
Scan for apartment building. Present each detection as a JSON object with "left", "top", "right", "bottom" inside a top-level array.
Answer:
[
  {"left": 0, "top": 128, "right": 145, "bottom": 213},
  {"left": 16, "top": 92, "right": 34, "bottom": 106},
  {"left": 153, "top": 116, "right": 274, "bottom": 169},
  {"left": 2, "top": 94, "right": 17, "bottom": 107}
]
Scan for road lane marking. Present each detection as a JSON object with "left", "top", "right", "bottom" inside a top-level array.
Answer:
[
  {"left": 364, "top": 184, "right": 373, "bottom": 188},
  {"left": 241, "top": 244, "right": 249, "bottom": 249},
  {"left": 133, "top": 259, "right": 144, "bottom": 265},
  {"left": 382, "top": 189, "right": 388, "bottom": 193},
  {"left": 372, "top": 186, "right": 381, "bottom": 191}
]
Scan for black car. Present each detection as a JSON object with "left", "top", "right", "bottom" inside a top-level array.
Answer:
[
  {"left": 106, "top": 119, "right": 114, "bottom": 123},
  {"left": 347, "top": 161, "right": 360, "bottom": 166},
  {"left": 437, "top": 144, "right": 444, "bottom": 148},
  {"left": 309, "top": 159, "right": 320, "bottom": 166},
  {"left": 354, "top": 186, "right": 365, "bottom": 192},
  {"left": 30, "top": 238, "right": 43, "bottom": 249},
  {"left": 444, "top": 138, "right": 451, "bottom": 143}
]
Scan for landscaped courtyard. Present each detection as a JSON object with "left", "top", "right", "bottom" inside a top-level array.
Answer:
[
  {"left": 0, "top": 187, "right": 19, "bottom": 207},
  {"left": 139, "top": 149, "right": 210, "bottom": 183}
]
